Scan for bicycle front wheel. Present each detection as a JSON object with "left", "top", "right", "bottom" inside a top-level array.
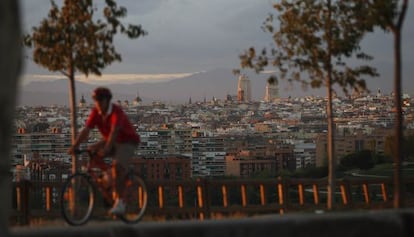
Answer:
[
  {"left": 119, "top": 173, "right": 148, "bottom": 223},
  {"left": 60, "top": 173, "right": 95, "bottom": 226}
]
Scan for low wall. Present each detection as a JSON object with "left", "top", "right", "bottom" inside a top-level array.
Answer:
[
  {"left": 14, "top": 177, "right": 414, "bottom": 226},
  {"left": 10, "top": 209, "right": 414, "bottom": 237}
]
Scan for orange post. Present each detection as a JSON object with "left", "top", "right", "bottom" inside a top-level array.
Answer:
[
  {"left": 138, "top": 186, "right": 145, "bottom": 208},
  {"left": 340, "top": 184, "right": 348, "bottom": 205},
  {"left": 298, "top": 184, "right": 304, "bottom": 205},
  {"left": 277, "top": 183, "right": 284, "bottom": 215},
  {"left": 178, "top": 185, "right": 184, "bottom": 208},
  {"left": 45, "top": 187, "right": 51, "bottom": 211},
  {"left": 16, "top": 187, "right": 21, "bottom": 211},
  {"left": 197, "top": 185, "right": 204, "bottom": 220},
  {"left": 158, "top": 186, "right": 164, "bottom": 208},
  {"left": 111, "top": 160, "right": 117, "bottom": 200},
  {"left": 381, "top": 183, "right": 388, "bottom": 202},
  {"left": 222, "top": 185, "right": 228, "bottom": 207},
  {"left": 260, "top": 184, "right": 265, "bottom": 206},
  {"left": 197, "top": 185, "right": 203, "bottom": 208},
  {"left": 277, "top": 183, "right": 284, "bottom": 205},
  {"left": 241, "top": 185, "right": 247, "bottom": 207},
  {"left": 313, "top": 184, "right": 319, "bottom": 205},
  {"left": 362, "top": 184, "right": 370, "bottom": 204}
]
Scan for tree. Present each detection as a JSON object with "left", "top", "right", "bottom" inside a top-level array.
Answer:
[
  {"left": 238, "top": 0, "right": 378, "bottom": 209},
  {"left": 340, "top": 150, "right": 375, "bottom": 170},
  {"left": 366, "top": 0, "right": 408, "bottom": 208},
  {"left": 0, "top": 0, "right": 22, "bottom": 235},
  {"left": 385, "top": 134, "right": 414, "bottom": 161},
  {"left": 24, "top": 0, "right": 146, "bottom": 174}
]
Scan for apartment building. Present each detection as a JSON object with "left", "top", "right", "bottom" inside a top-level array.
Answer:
[
  {"left": 315, "top": 128, "right": 394, "bottom": 167},
  {"left": 192, "top": 130, "right": 226, "bottom": 177},
  {"left": 138, "top": 125, "right": 192, "bottom": 157},
  {"left": 225, "top": 154, "right": 279, "bottom": 178},
  {"left": 129, "top": 155, "right": 191, "bottom": 181},
  {"left": 293, "top": 140, "right": 316, "bottom": 169},
  {"left": 12, "top": 127, "right": 72, "bottom": 165}
]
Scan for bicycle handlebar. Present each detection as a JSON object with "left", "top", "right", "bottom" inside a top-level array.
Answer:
[{"left": 74, "top": 149, "right": 96, "bottom": 156}]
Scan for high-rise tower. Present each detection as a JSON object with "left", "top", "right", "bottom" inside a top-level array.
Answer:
[
  {"left": 237, "top": 74, "right": 251, "bottom": 102},
  {"left": 264, "top": 80, "right": 279, "bottom": 102}
]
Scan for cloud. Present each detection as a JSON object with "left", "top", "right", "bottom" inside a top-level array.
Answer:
[
  {"left": 109, "top": 0, "right": 274, "bottom": 73},
  {"left": 20, "top": 0, "right": 414, "bottom": 96},
  {"left": 20, "top": 72, "right": 201, "bottom": 86}
]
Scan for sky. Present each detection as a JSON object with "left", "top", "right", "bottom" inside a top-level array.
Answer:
[{"left": 20, "top": 0, "right": 414, "bottom": 95}]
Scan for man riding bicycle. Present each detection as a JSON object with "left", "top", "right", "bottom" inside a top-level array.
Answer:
[{"left": 68, "top": 87, "right": 140, "bottom": 215}]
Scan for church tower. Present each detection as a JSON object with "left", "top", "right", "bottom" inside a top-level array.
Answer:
[
  {"left": 79, "top": 94, "right": 86, "bottom": 108},
  {"left": 133, "top": 91, "right": 142, "bottom": 106}
]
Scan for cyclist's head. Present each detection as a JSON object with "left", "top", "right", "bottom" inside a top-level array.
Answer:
[{"left": 92, "top": 87, "right": 112, "bottom": 102}]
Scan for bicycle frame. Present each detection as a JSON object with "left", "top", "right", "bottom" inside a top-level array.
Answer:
[
  {"left": 62, "top": 149, "right": 148, "bottom": 225},
  {"left": 80, "top": 150, "right": 115, "bottom": 205}
]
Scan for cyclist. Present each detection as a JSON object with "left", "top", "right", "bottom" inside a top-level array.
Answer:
[{"left": 68, "top": 87, "right": 140, "bottom": 215}]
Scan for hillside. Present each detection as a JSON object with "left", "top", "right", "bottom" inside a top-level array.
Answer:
[{"left": 18, "top": 68, "right": 325, "bottom": 106}]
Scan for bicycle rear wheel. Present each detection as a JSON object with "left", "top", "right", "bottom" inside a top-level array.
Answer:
[
  {"left": 118, "top": 173, "right": 148, "bottom": 223},
  {"left": 60, "top": 173, "right": 95, "bottom": 226}
]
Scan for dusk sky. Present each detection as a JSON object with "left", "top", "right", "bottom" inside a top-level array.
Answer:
[{"left": 20, "top": 0, "right": 413, "bottom": 96}]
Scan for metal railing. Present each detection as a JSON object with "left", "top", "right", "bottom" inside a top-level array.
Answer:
[{"left": 10, "top": 177, "right": 414, "bottom": 225}]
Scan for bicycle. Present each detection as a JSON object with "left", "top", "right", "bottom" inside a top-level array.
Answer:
[{"left": 60, "top": 149, "right": 148, "bottom": 226}]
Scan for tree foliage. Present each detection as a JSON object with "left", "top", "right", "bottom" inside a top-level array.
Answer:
[
  {"left": 364, "top": 0, "right": 405, "bottom": 32},
  {"left": 238, "top": 0, "right": 381, "bottom": 209},
  {"left": 340, "top": 150, "right": 375, "bottom": 170},
  {"left": 291, "top": 166, "right": 328, "bottom": 179},
  {"left": 24, "top": 0, "right": 146, "bottom": 77},
  {"left": 239, "top": 0, "right": 378, "bottom": 95},
  {"left": 385, "top": 135, "right": 414, "bottom": 161}
]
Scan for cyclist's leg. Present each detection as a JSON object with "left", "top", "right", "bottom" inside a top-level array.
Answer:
[
  {"left": 87, "top": 140, "right": 106, "bottom": 168},
  {"left": 113, "top": 143, "right": 135, "bottom": 199},
  {"left": 109, "top": 143, "right": 134, "bottom": 214},
  {"left": 88, "top": 140, "right": 105, "bottom": 153}
]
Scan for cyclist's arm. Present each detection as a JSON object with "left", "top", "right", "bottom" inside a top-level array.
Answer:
[{"left": 73, "top": 127, "right": 91, "bottom": 148}]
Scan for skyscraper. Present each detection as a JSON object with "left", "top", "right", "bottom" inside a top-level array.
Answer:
[
  {"left": 237, "top": 74, "right": 251, "bottom": 102},
  {"left": 264, "top": 80, "right": 279, "bottom": 102}
]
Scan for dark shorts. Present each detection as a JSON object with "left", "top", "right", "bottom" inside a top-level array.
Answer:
[{"left": 90, "top": 140, "right": 136, "bottom": 168}]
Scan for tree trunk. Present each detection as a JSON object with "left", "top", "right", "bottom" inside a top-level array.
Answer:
[
  {"left": 68, "top": 66, "right": 78, "bottom": 174},
  {"left": 393, "top": 28, "right": 403, "bottom": 208},
  {"left": 391, "top": 0, "right": 408, "bottom": 209},
  {"left": 326, "top": 0, "right": 335, "bottom": 210},
  {"left": 326, "top": 74, "right": 335, "bottom": 210},
  {"left": 0, "top": 0, "right": 22, "bottom": 235}
]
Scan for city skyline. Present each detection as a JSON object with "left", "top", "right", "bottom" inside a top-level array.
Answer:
[
  {"left": 20, "top": 0, "right": 414, "bottom": 97},
  {"left": 18, "top": 68, "right": 327, "bottom": 106}
]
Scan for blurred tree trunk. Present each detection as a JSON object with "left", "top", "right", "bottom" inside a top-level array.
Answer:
[
  {"left": 387, "top": 0, "right": 408, "bottom": 209},
  {"left": 365, "top": 0, "right": 409, "bottom": 209},
  {"left": 0, "top": 0, "right": 22, "bottom": 235},
  {"left": 392, "top": 16, "right": 404, "bottom": 208},
  {"left": 325, "top": 0, "right": 335, "bottom": 210}
]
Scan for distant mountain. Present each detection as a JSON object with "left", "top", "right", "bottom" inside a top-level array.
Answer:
[{"left": 18, "top": 68, "right": 325, "bottom": 106}]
